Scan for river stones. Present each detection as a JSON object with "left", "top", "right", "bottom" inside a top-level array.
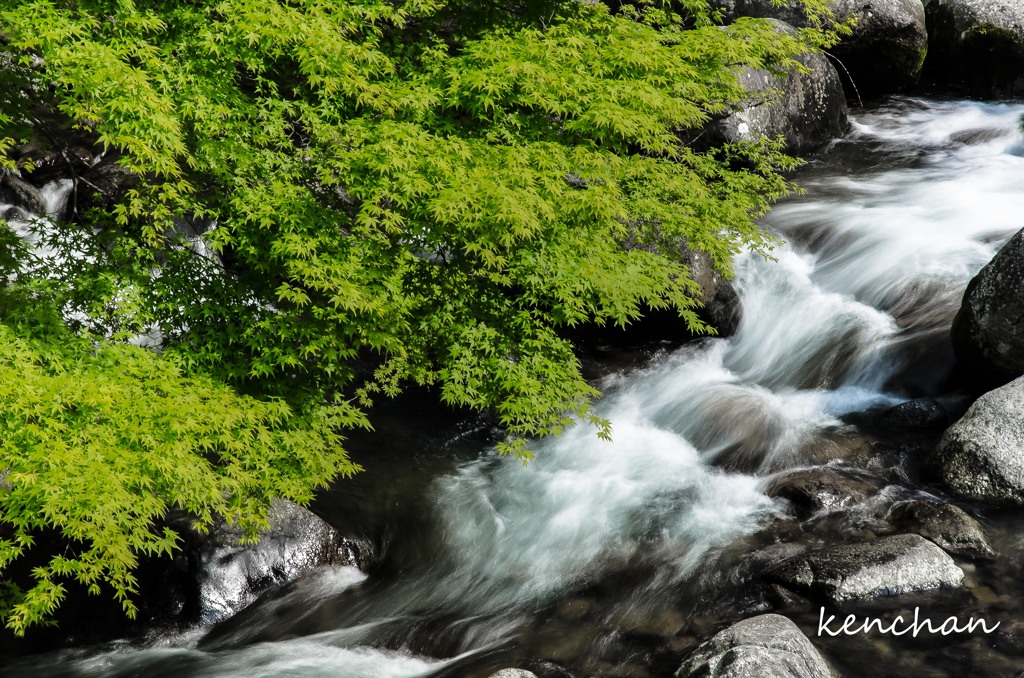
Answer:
[
  {"left": 952, "top": 228, "right": 1024, "bottom": 383},
  {"left": 934, "top": 375, "right": 1024, "bottom": 504},
  {"left": 885, "top": 500, "right": 995, "bottom": 559},
  {"left": 767, "top": 534, "right": 965, "bottom": 602},
  {"left": 876, "top": 398, "right": 950, "bottom": 430},
  {"left": 765, "top": 465, "right": 883, "bottom": 518},
  {"left": 186, "top": 498, "right": 372, "bottom": 623},
  {"left": 697, "top": 21, "right": 848, "bottom": 155},
  {"left": 923, "top": 0, "right": 1024, "bottom": 97},
  {"left": 675, "top": 613, "right": 836, "bottom": 678},
  {"left": 709, "top": 0, "right": 929, "bottom": 98}
]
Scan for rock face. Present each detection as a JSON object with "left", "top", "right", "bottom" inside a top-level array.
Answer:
[
  {"left": 699, "top": 21, "right": 848, "bottom": 155},
  {"left": 767, "top": 534, "right": 965, "bottom": 602},
  {"left": 710, "top": 0, "right": 929, "bottom": 98},
  {"left": 935, "top": 376, "right": 1024, "bottom": 503},
  {"left": 951, "top": 228, "right": 1024, "bottom": 383},
  {"left": 923, "top": 0, "right": 1024, "bottom": 97},
  {"left": 676, "top": 614, "right": 836, "bottom": 678},
  {"left": 886, "top": 500, "right": 995, "bottom": 559},
  {"left": 187, "top": 499, "right": 372, "bottom": 624}
]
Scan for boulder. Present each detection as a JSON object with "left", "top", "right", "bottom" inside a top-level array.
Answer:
[
  {"left": 767, "top": 533, "right": 965, "bottom": 602},
  {"left": 184, "top": 499, "right": 372, "bottom": 624},
  {"left": 885, "top": 500, "right": 995, "bottom": 559},
  {"left": 675, "top": 613, "right": 836, "bottom": 678},
  {"left": 698, "top": 21, "right": 848, "bottom": 155},
  {"left": 923, "top": 0, "right": 1024, "bottom": 97},
  {"left": 489, "top": 671, "right": 539, "bottom": 678},
  {"left": 0, "top": 173, "right": 47, "bottom": 215},
  {"left": 934, "top": 376, "right": 1024, "bottom": 503},
  {"left": 951, "top": 228, "right": 1024, "bottom": 383},
  {"left": 711, "top": 0, "right": 929, "bottom": 98}
]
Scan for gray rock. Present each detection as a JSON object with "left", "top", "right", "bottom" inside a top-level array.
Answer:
[
  {"left": 192, "top": 499, "right": 371, "bottom": 623},
  {"left": 886, "top": 500, "right": 995, "bottom": 559},
  {"left": 676, "top": 613, "right": 836, "bottom": 678},
  {"left": 699, "top": 21, "right": 848, "bottom": 155},
  {"left": 488, "top": 671, "right": 539, "bottom": 678},
  {"left": 923, "top": 0, "right": 1024, "bottom": 97},
  {"left": 682, "top": 246, "right": 742, "bottom": 337},
  {"left": 935, "top": 376, "right": 1024, "bottom": 503},
  {"left": 952, "top": 228, "right": 1024, "bottom": 382},
  {"left": 711, "top": 0, "right": 928, "bottom": 98},
  {"left": 0, "top": 173, "right": 47, "bottom": 214},
  {"left": 768, "top": 534, "right": 965, "bottom": 602}
]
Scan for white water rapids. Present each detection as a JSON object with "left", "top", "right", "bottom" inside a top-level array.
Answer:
[{"left": 7, "top": 97, "right": 1024, "bottom": 677}]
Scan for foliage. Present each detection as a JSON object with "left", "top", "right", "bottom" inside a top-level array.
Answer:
[{"left": 0, "top": 0, "right": 837, "bottom": 632}]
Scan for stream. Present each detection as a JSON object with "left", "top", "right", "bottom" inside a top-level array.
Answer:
[{"left": 7, "top": 96, "right": 1024, "bottom": 677}]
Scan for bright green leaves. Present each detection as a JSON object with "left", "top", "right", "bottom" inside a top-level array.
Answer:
[
  {"left": 0, "top": 0, "right": 838, "bottom": 631},
  {"left": 0, "top": 317, "right": 361, "bottom": 635}
]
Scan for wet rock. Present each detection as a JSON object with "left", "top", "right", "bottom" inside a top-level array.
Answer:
[
  {"left": 765, "top": 465, "right": 883, "bottom": 518},
  {"left": 923, "top": 0, "right": 1024, "bottom": 97},
  {"left": 934, "top": 376, "right": 1024, "bottom": 503},
  {"left": 885, "top": 500, "right": 995, "bottom": 559},
  {"left": 696, "top": 21, "right": 848, "bottom": 155},
  {"left": 876, "top": 398, "right": 950, "bottom": 430},
  {"left": 186, "top": 498, "right": 372, "bottom": 624},
  {"left": 489, "top": 670, "right": 539, "bottom": 678},
  {"left": 0, "top": 173, "right": 47, "bottom": 214},
  {"left": 767, "top": 534, "right": 965, "bottom": 602},
  {"left": 675, "top": 613, "right": 836, "bottom": 678},
  {"left": 951, "top": 228, "right": 1024, "bottom": 383},
  {"left": 711, "top": 0, "right": 929, "bottom": 98}
]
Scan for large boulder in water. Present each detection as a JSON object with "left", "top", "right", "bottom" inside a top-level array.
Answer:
[
  {"left": 171, "top": 499, "right": 373, "bottom": 624},
  {"left": 0, "top": 173, "right": 47, "bottom": 215},
  {"left": 766, "top": 533, "right": 965, "bottom": 602},
  {"left": 697, "top": 21, "right": 848, "bottom": 155},
  {"left": 952, "top": 228, "right": 1024, "bottom": 383},
  {"left": 922, "top": 0, "right": 1024, "bottom": 97},
  {"left": 934, "top": 376, "right": 1024, "bottom": 504},
  {"left": 709, "top": 0, "right": 929, "bottom": 99},
  {"left": 675, "top": 613, "right": 836, "bottom": 678}
]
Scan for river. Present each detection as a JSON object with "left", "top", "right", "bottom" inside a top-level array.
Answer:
[{"left": 8, "top": 96, "right": 1024, "bottom": 677}]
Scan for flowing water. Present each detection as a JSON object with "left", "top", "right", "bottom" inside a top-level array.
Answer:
[{"left": 7, "top": 97, "right": 1024, "bottom": 677}]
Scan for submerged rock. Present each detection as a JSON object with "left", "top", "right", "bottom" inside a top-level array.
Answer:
[
  {"left": 697, "top": 21, "right": 848, "bottom": 155},
  {"left": 923, "top": 0, "right": 1024, "bottom": 97},
  {"left": 765, "top": 465, "right": 883, "bottom": 518},
  {"left": 934, "top": 376, "right": 1024, "bottom": 503},
  {"left": 675, "top": 613, "right": 836, "bottom": 678},
  {"left": 489, "top": 670, "right": 539, "bottom": 678},
  {"left": 885, "top": 500, "right": 994, "bottom": 559},
  {"left": 711, "top": 0, "right": 929, "bottom": 98},
  {"left": 767, "top": 534, "right": 965, "bottom": 602},
  {"left": 876, "top": 398, "right": 950, "bottom": 430},
  {"left": 952, "top": 228, "right": 1024, "bottom": 383}
]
